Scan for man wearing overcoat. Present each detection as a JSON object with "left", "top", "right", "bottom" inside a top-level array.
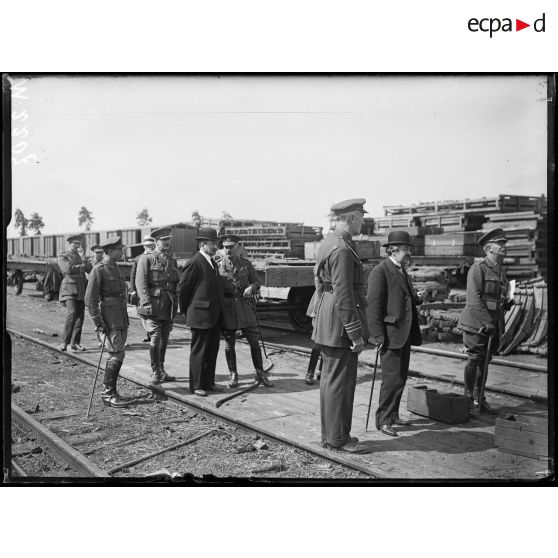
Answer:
[
  {"left": 136, "top": 227, "right": 180, "bottom": 384},
  {"left": 216, "top": 234, "right": 273, "bottom": 388},
  {"left": 366, "top": 230, "right": 423, "bottom": 437},
  {"left": 58, "top": 234, "right": 92, "bottom": 351},
  {"left": 312, "top": 198, "right": 370, "bottom": 454},
  {"left": 178, "top": 228, "right": 225, "bottom": 397},
  {"left": 84, "top": 236, "right": 131, "bottom": 408},
  {"left": 458, "top": 228, "right": 510, "bottom": 416}
]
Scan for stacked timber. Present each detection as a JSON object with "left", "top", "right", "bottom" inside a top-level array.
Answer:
[
  {"left": 482, "top": 211, "right": 547, "bottom": 280},
  {"left": 226, "top": 224, "right": 322, "bottom": 260},
  {"left": 418, "top": 303, "right": 464, "bottom": 342},
  {"left": 407, "top": 266, "right": 450, "bottom": 302},
  {"left": 499, "top": 278, "right": 547, "bottom": 356},
  {"left": 424, "top": 232, "right": 484, "bottom": 257}
]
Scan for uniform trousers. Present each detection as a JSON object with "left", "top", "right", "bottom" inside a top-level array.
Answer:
[
  {"left": 189, "top": 324, "right": 221, "bottom": 391},
  {"left": 143, "top": 318, "right": 173, "bottom": 364},
  {"left": 320, "top": 345, "right": 358, "bottom": 447},
  {"left": 375, "top": 341, "right": 411, "bottom": 429},
  {"left": 103, "top": 328, "right": 127, "bottom": 363},
  {"left": 463, "top": 329, "right": 500, "bottom": 399},
  {"left": 62, "top": 299, "right": 85, "bottom": 345},
  {"left": 223, "top": 325, "right": 263, "bottom": 371}
]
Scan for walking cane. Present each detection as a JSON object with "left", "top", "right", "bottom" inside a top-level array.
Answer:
[
  {"left": 86, "top": 333, "right": 107, "bottom": 418},
  {"left": 477, "top": 334, "right": 493, "bottom": 413},
  {"left": 249, "top": 295, "right": 273, "bottom": 372},
  {"left": 365, "top": 343, "right": 383, "bottom": 432}
]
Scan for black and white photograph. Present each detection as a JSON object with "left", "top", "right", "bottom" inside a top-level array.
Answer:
[{"left": 3, "top": 73, "right": 554, "bottom": 482}]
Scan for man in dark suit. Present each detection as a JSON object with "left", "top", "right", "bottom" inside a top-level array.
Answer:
[
  {"left": 178, "top": 228, "right": 225, "bottom": 396},
  {"left": 366, "top": 231, "right": 423, "bottom": 437},
  {"left": 312, "top": 199, "right": 370, "bottom": 454}
]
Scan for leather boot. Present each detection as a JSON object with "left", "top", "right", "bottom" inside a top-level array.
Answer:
[
  {"left": 225, "top": 347, "right": 237, "bottom": 376},
  {"left": 101, "top": 360, "right": 131, "bottom": 408},
  {"left": 149, "top": 345, "right": 161, "bottom": 384},
  {"left": 305, "top": 346, "right": 321, "bottom": 385},
  {"left": 158, "top": 340, "right": 175, "bottom": 382},
  {"left": 228, "top": 371, "right": 239, "bottom": 388},
  {"left": 475, "top": 374, "right": 497, "bottom": 414},
  {"left": 464, "top": 360, "right": 478, "bottom": 418},
  {"left": 255, "top": 369, "right": 274, "bottom": 387}
]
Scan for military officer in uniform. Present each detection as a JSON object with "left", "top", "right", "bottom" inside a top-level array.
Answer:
[
  {"left": 58, "top": 234, "right": 92, "bottom": 352},
  {"left": 367, "top": 231, "right": 423, "bottom": 437},
  {"left": 84, "top": 236, "right": 131, "bottom": 408},
  {"left": 129, "top": 235, "right": 156, "bottom": 342},
  {"left": 89, "top": 244, "right": 105, "bottom": 266},
  {"left": 458, "top": 228, "right": 511, "bottom": 417},
  {"left": 136, "top": 227, "right": 180, "bottom": 384},
  {"left": 216, "top": 234, "right": 273, "bottom": 388},
  {"left": 312, "top": 199, "right": 370, "bottom": 454}
]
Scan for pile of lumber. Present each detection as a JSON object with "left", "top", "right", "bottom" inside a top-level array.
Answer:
[
  {"left": 482, "top": 211, "right": 547, "bottom": 280},
  {"left": 407, "top": 266, "right": 450, "bottom": 302},
  {"left": 419, "top": 306, "right": 463, "bottom": 342},
  {"left": 499, "top": 278, "right": 547, "bottom": 356},
  {"left": 424, "top": 232, "right": 484, "bottom": 257},
  {"left": 225, "top": 224, "right": 322, "bottom": 260}
]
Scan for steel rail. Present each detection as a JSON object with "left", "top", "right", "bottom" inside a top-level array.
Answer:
[
  {"left": 8, "top": 327, "right": 380, "bottom": 479},
  {"left": 11, "top": 402, "right": 109, "bottom": 478}
]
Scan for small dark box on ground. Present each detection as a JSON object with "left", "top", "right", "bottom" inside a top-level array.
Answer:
[
  {"left": 407, "top": 385, "right": 471, "bottom": 424},
  {"left": 495, "top": 414, "right": 548, "bottom": 460}
]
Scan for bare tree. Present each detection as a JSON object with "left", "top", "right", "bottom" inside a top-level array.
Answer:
[
  {"left": 28, "top": 212, "right": 45, "bottom": 235},
  {"left": 191, "top": 209, "right": 201, "bottom": 228},
  {"left": 13, "top": 208, "right": 28, "bottom": 236},
  {"left": 136, "top": 208, "right": 153, "bottom": 226},
  {"left": 78, "top": 206, "right": 94, "bottom": 231}
]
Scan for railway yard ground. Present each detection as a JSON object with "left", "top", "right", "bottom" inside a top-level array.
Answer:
[{"left": 5, "top": 285, "right": 552, "bottom": 481}]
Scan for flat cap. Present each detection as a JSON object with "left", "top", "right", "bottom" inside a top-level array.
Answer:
[
  {"left": 66, "top": 234, "right": 83, "bottom": 243},
  {"left": 383, "top": 230, "right": 413, "bottom": 247},
  {"left": 142, "top": 235, "right": 156, "bottom": 245},
  {"left": 151, "top": 227, "right": 172, "bottom": 240},
  {"left": 330, "top": 198, "right": 368, "bottom": 215},
  {"left": 90, "top": 244, "right": 104, "bottom": 252},
  {"left": 100, "top": 235, "right": 124, "bottom": 250},
  {"left": 196, "top": 228, "right": 219, "bottom": 242},
  {"left": 478, "top": 228, "right": 508, "bottom": 247},
  {"left": 220, "top": 233, "right": 242, "bottom": 246}
]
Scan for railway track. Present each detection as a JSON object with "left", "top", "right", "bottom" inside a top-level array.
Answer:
[{"left": 7, "top": 328, "right": 375, "bottom": 480}]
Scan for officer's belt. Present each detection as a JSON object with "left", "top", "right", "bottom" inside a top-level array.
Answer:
[
  {"left": 148, "top": 287, "right": 172, "bottom": 296},
  {"left": 101, "top": 296, "right": 126, "bottom": 306},
  {"left": 322, "top": 283, "right": 364, "bottom": 295}
]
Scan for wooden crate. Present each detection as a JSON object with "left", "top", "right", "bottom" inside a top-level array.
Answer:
[
  {"left": 424, "top": 233, "right": 483, "bottom": 257},
  {"left": 407, "top": 385, "right": 471, "bottom": 424},
  {"left": 495, "top": 414, "right": 548, "bottom": 460}
]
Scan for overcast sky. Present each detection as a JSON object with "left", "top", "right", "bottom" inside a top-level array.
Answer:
[{"left": 8, "top": 75, "right": 548, "bottom": 236}]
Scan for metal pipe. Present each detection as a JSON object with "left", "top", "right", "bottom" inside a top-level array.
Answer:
[{"left": 107, "top": 429, "right": 222, "bottom": 475}]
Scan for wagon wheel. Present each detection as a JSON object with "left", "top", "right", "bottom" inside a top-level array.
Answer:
[
  {"left": 287, "top": 286, "right": 314, "bottom": 334},
  {"left": 11, "top": 270, "right": 24, "bottom": 295}
]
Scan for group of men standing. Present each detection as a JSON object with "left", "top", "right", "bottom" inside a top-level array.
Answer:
[
  {"left": 311, "top": 198, "right": 510, "bottom": 454},
  {"left": 58, "top": 226, "right": 271, "bottom": 408}
]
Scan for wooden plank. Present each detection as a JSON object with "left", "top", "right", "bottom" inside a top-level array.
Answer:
[
  {"left": 496, "top": 437, "right": 548, "bottom": 459},
  {"left": 495, "top": 415, "right": 548, "bottom": 433},
  {"left": 495, "top": 427, "right": 548, "bottom": 447}
]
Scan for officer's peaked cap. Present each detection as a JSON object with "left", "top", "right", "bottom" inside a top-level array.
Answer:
[
  {"left": 330, "top": 198, "right": 368, "bottom": 215},
  {"left": 219, "top": 233, "right": 242, "bottom": 246},
  {"left": 478, "top": 228, "right": 508, "bottom": 246},
  {"left": 100, "top": 236, "right": 124, "bottom": 250},
  {"left": 151, "top": 227, "right": 172, "bottom": 240},
  {"left": 66, "top": 234, "right": 83, "bottom": 243},
  {"left": 142, "top": 235, "right": 156, "bottom": 245},
  {"left": 91, "top": 244, "right": 104, "bottom": 252}
]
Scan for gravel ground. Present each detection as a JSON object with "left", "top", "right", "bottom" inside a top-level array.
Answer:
[{"left": 9, "top": 336, "right": 369, "bottom": 481}]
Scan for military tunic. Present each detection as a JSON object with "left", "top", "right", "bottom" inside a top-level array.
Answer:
[
  {"left": 58, "top": 250, "right": 92, "bottom": 302},
  {"left": 312, "top": 229, "right": 369, "bottom": 447},
  {"left": 84, "top": 261, "right": 129, "bottom": 354},
  {"left": 216, "top": 252, "right": 260, "bottom": 330}
]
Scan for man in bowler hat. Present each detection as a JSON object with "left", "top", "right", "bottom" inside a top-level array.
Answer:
[
  {"left": 136, "top": 227, "right": 180, "bottom": 384},
  {"left": 458, "top": 228, "right": 511, "bottom": 416},
  {"left": 366, "top": 230, "right": 423, "bottom": 437},
  {"left": 312, "top": 198, "right": 370, "bottom": 453},
  {"left": 178, "top": 228, "right": 225, "bottom": 396},
  {"left": 58, "top": 234, "right": 92, "bottom": 352}
]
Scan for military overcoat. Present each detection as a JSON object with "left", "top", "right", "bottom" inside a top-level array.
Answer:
[{"left": 312, "top": 229, "right": 369, "bottom": 348}]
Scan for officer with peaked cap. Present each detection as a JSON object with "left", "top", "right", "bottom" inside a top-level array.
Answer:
[
  {"left": 136, "top": 227, "right": 180, "bottom": 384},
  {"left": 367, "top": 230, "right": 423, "bottom": 436},
  {"left": 312, "top": 198, "right": 370, "bottom": 453},
  {"left": 58, "top": 234, "right": 92, "bottom": 352},
  {"left": 458, "top": 228, "right": 512, "bottom": 417},
  {"left": 129, "top": 235, "right": 156, "bottom": 342},
  {"left": 90, "top": 244, "right": 105, "bottom": 266},
  {"left": 178, "top": 228, "right": 225, "bottom": 396},
  {"left": 84, "top": 236, "right": 132, "bottom": 408},
  {"left": 215, "top": 233, "right": 273, "bottom": 388}
]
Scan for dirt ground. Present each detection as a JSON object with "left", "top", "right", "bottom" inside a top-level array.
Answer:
[{"left": 9, "top": 336, "right": 369, "bottom": 481}]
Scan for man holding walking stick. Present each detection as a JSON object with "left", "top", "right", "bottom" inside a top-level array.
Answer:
[
  {"left": 458, "top": 229, "right": 511, "bottom": 417},
  {"left": 312, "top": 199, "right": 370, "bottom": 454},
  {"left": 84, "top": 236, "right": 131, "bottom": 408}
]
